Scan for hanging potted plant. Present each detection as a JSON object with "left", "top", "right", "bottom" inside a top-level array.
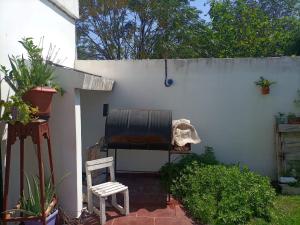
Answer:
[
  {"left": 254, "top": 76, "right": 276, "bottom": 95},
  {"left": 0, "top": 37, "right": 63, "bottom": 119}
]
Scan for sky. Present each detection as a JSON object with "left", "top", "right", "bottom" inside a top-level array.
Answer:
[{"left": 190, "top": 0, "right": 211, "bottom": 21}]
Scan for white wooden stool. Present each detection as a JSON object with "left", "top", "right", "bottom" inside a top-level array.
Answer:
[{"left": 85, "top": 157, "right": 129, "bottom": 225}]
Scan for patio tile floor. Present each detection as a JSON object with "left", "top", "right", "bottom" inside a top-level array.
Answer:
[{"left": 82, "top": 173, "right": 198, "bottom": 225}]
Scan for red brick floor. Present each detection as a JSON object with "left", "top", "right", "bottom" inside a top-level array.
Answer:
[{"left": 82, "top": 173, "right": 197, "bottom": 225}]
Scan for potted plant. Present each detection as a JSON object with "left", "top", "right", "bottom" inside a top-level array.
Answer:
[
  {"left": 287, "top": 113, "right": 300, "bottom": 124},
  {"left": 0, "top": 37, "right": 63, "bottom": 119},
  {"left": 254, "top": 76, "right": 276, "bottom": 95},
  {"left": 276, "top": 112, "right": 287, "bottom": 124},
  {"left": 3, "top": 175, "right": 58, "bottom": 225}
]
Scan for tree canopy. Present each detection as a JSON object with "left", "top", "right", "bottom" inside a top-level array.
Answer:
[{"left": 76, "top": 0, "right": 300, "bottom": 59}]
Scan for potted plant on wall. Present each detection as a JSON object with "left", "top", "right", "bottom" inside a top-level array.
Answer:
[
  {"left": 0, "top": 37, "right": 63, "bottom": 119},
  {"left": 254, "top": 76, "right": 276, "bottom": 95}
]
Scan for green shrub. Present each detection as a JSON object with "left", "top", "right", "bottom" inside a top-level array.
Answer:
[
  {"left": 184, "top": 193, "right": 217, "bottom": 225},
  {"left": 159, "top": 146, "right": 218, "bottom": 191},
  {"left": 171, "top": 163, "right": 276, "bottom": 225}
]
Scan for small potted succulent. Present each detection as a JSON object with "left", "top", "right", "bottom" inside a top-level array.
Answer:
[
  {"left": 276, "top": 112, "right": 287, "bottom": 124},
  {"left": 0, "top": 37, "right": 63, "bottom": 119},
  {"left": 254, "top": 76, "right": 276, "bottom": 95}
]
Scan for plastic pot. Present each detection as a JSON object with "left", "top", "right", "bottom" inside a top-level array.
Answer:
[
  {"left": 22, "top": 87, "right": 57, "bottom": 119},
  {"left": 24, "top": 209, "right": 58, "bottom": 225}
]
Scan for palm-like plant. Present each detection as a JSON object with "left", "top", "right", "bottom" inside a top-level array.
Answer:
[
  {"left": 19, "top": 175, "right": 56, "bottom": 216},
  {"left": 3, "top": 172, "right": 69, "bottom": 217},
  {"left": 254, "top": 76, "right": 276, "bottom": 88}
]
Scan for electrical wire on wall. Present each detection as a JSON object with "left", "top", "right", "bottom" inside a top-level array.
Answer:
[{"left": 164, "top": 58, "right": 174, "bottom": 87}]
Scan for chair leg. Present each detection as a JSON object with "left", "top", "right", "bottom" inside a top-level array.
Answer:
[
  {"left": 112, "top": 194, "right": 117, "bottom": 206},
  {"left": 112, "top": 194, "right": 124, "bottom": 214},
  {"left": 100, "top": 197, "right": 106, "bottom": 225},
  {"left": 87, "top": 190, "right": 93, "bottom": 213},
  {"left": 124, "top": 189, "right": 129, "bottom": 215}
]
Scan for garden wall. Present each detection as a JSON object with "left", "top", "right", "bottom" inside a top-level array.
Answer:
[{"left": 76, "top": 57, "right": 300, "bottom": 178}]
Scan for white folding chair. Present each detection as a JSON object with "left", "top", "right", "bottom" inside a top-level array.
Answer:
[{"left": 85, "top": 157, "right": 129, "bottom": 225}]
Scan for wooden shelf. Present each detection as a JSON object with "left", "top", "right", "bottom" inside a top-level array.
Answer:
[{"left": 277, "top": 124, "right": 300, "bottom": 133}]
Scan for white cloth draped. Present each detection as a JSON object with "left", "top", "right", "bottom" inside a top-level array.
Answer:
[{"left": 172, "top": 119, "right": 201, "bottom": 147}]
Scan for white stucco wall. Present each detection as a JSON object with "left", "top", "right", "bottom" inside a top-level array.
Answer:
[
  {"left": 49, "top": 0, "right": 79, "bottom": 19},
  {"left": 0, "top": 0, "right": 78, "bottom": 215},
  {"left": 0, "top": 0, "right": 77, "bottom": 69},
  {"left": 49, "top": 67, "right": 113, "bottom": 217},
  {"left": 50, "top": 67, "right": 83, "bottom": 217},
  {"left": 0, "top": 0, "right": 78, "bottom": 112},
  {"left": 76, "top": 58, "right": 300, "bottom": 178}
]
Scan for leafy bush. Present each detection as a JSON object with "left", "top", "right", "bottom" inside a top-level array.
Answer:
[
  {"left": 159, "top": 146, "right": 218, "bottom": 191},
  {"left": 0, "top": 96, "right": 38, "bottom": 125},
  {"left": 171, "top": 163, "right": 276, "bottom": 225}
]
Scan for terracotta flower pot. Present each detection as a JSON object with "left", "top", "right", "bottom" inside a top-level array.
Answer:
[
  {"left": 22, "top": 87, "right": 57, "bottom": 118},
  {"left": 261, "top": 86, "right": 270, "bottom": 95},
  {"left": 288, "top": 117, "right": 300, "bottom": 124}
]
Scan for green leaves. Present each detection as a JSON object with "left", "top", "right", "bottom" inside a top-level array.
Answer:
[
  {"left": 77, "top": 0, "right": 300, "bottom": 59},
  {"left": 208, "top": 0, "right": 300, "bottom": 58},
  {"left": 254, "top": 76, "right": 276, "bottom": 88},
  {"left": 0, "top": 37, "right": 61, "bottom": 96},
  {"left": 162, "top": 147, "right": 276, "bottom": 225},
  {"left": 160, "top": 146, "right": 218, "bottom": 192},
  {"left": 77, "top": 0, "right": 209, "bottom": 59},
  {"left": 0, "top": 96, "right": 38, "bottom": 125},
  {"left": 18, "top": 175, "right": 56, "bottom": 216},
  {"left": 170, "top": 164, "right": 276, "bottom": 225}
]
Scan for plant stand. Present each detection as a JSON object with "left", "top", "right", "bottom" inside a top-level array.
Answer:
[{"left": 1, "top": 120, "right": 55, "bottom": 225}]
